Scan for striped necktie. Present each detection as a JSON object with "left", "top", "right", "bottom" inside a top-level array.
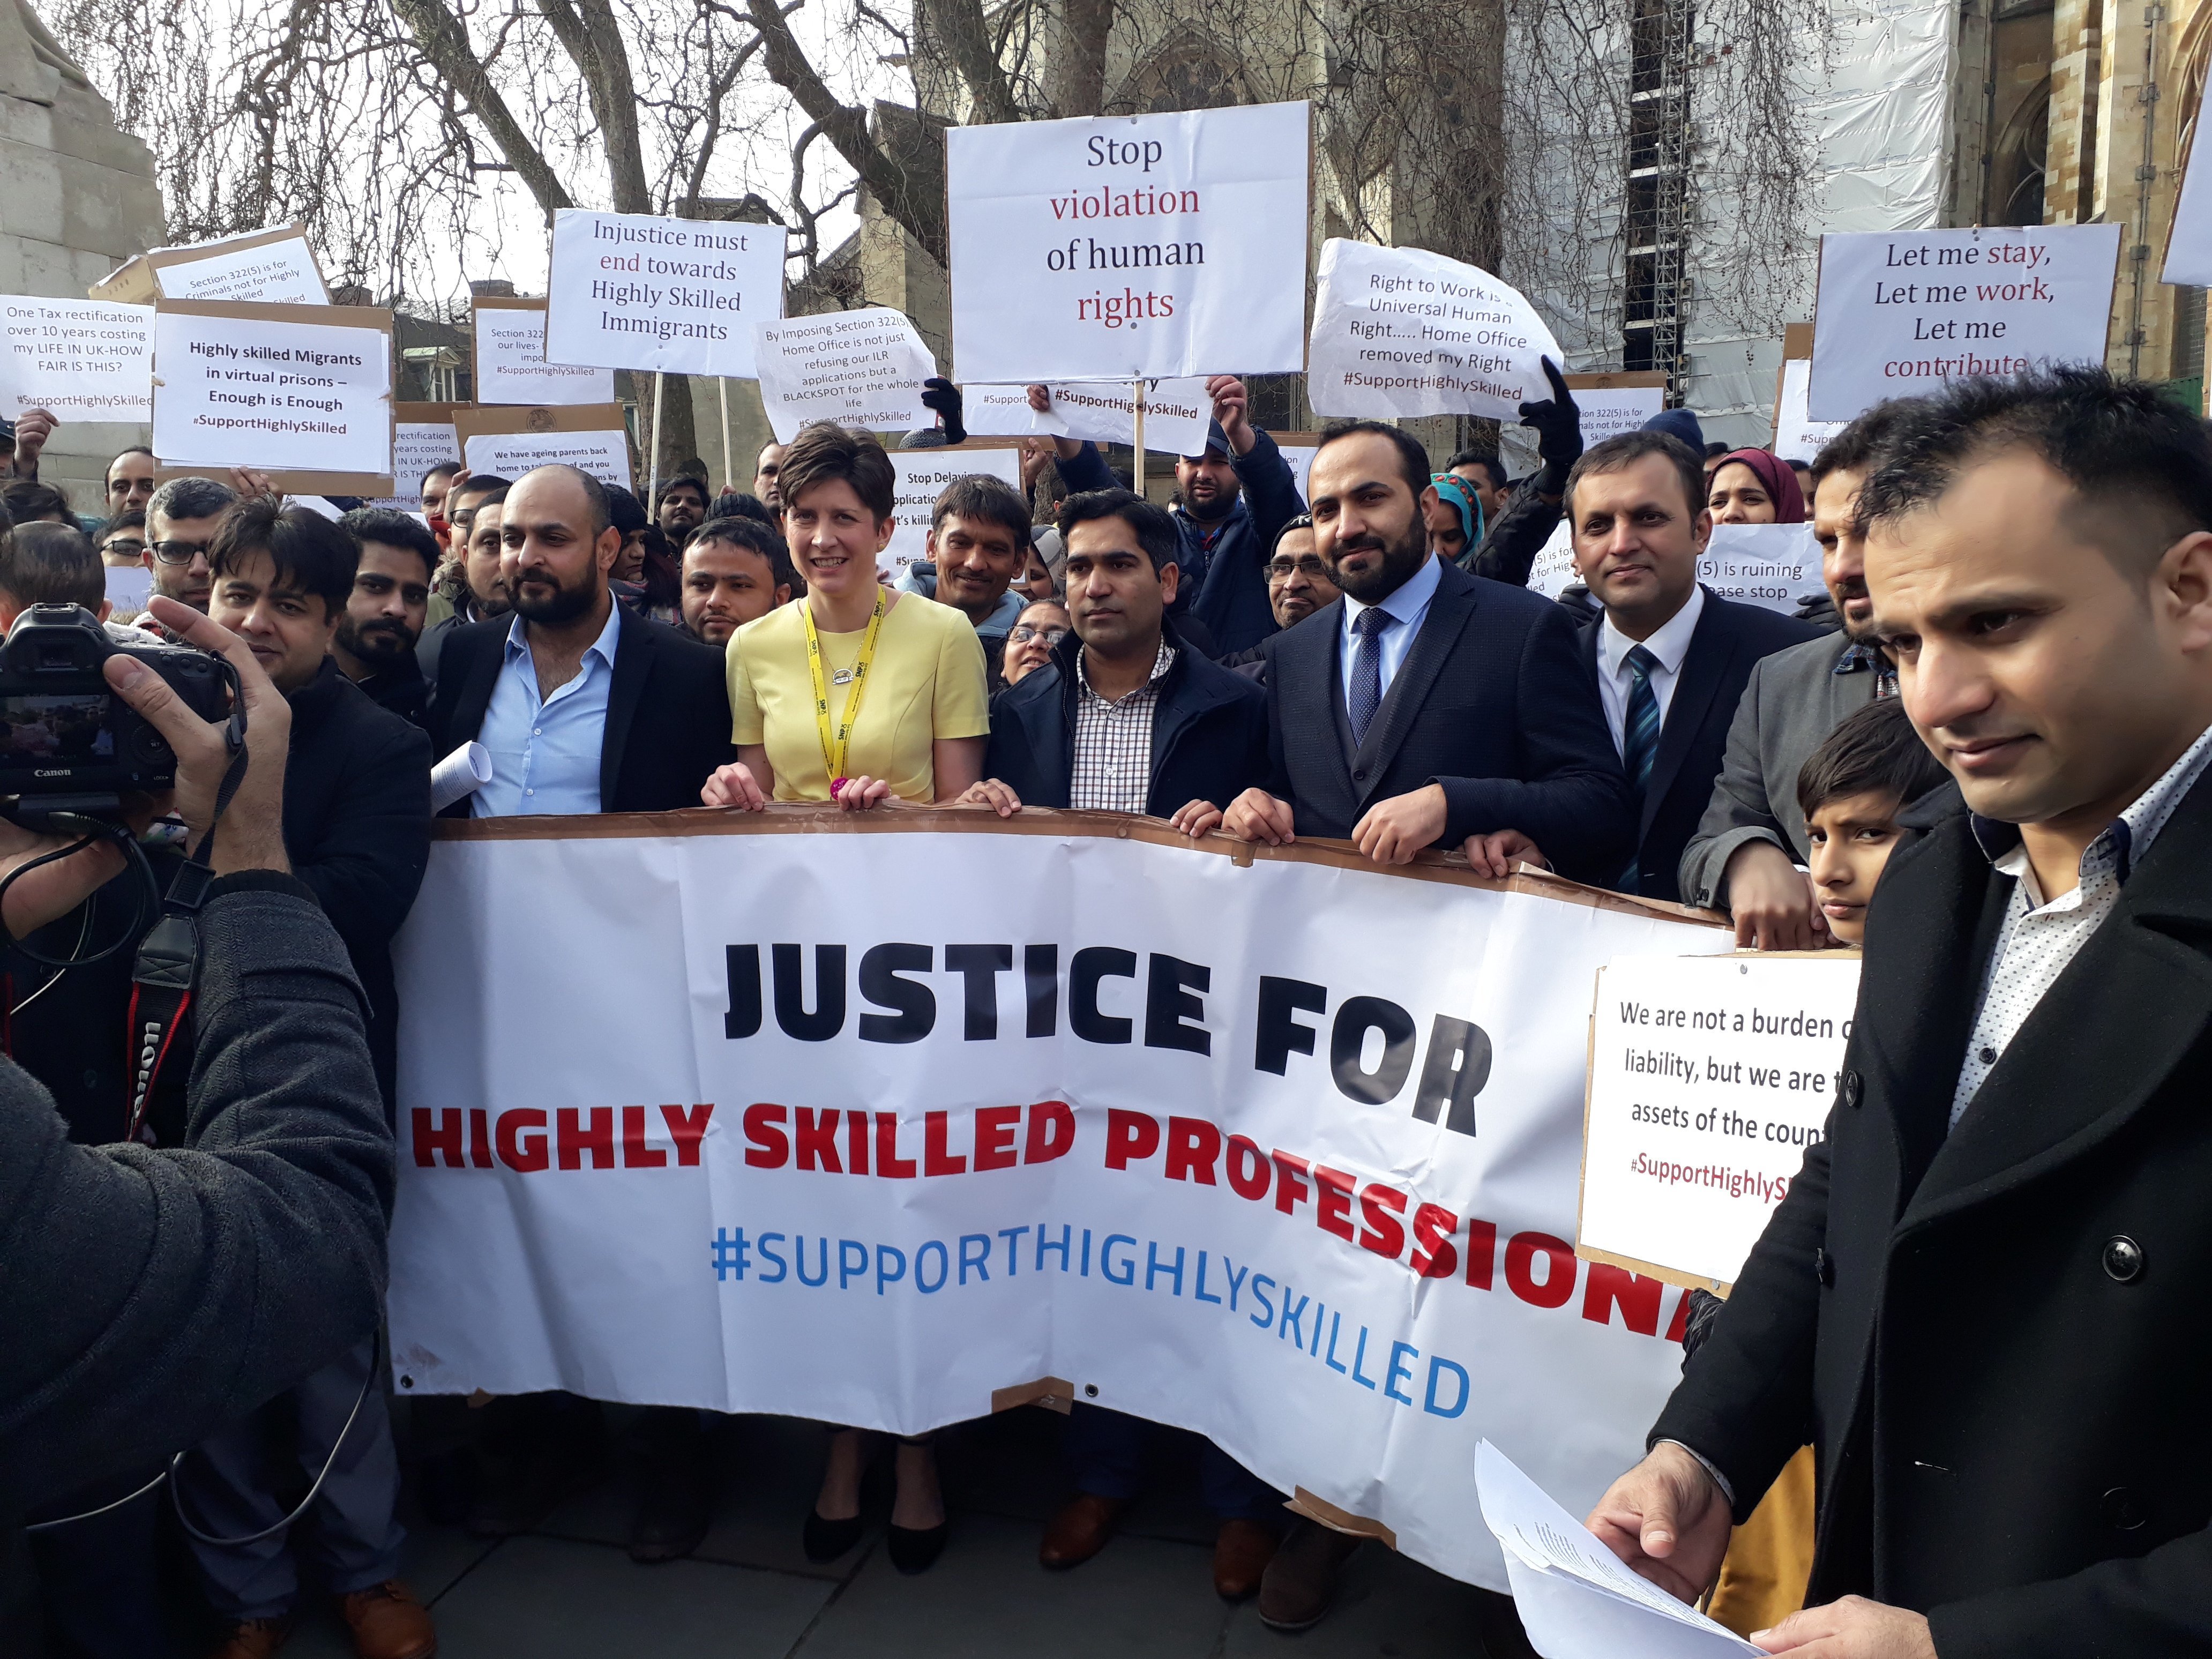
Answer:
[{"left": 1621, "top": 644, "right": 1662, "bottom": 798}]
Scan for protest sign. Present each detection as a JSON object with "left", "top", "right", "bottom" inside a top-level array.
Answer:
[
  {"left": 387, "top": 812, "right": 1732, "bottom": 1594},
  {"left": 2164, "top": 124, "right": 2212, "bottom": 288},
  {"left": 962, "top": 379, "right": 1214, "bottom": 457},
  {"left": 1772, "top": 359, "right": 1841, "bottom": 465},
  {"left": 1309, "top": 239, "right": 1564, "bottom": 423},
  {"left": 367, "top": 403, "right": 466, "bottom": 511},
  {"left": 0, "top": 296, "right": 153, "bottom": 421},
  {"left": 963, "top": 384, "right": 1064, "bottom": 438},
  {"left": 1807, "top": 225, "right": 2121, "bottom": 421},
  {"left": 1527, "top": 522, "right": 1576, "bottom": 601},
  {"left": 1270, "top": 432, "right": 1319, "bottom": 500},
  {"left": 752, "top": 307, "right": 936, "bottom": 443},
  {"left": 151, "top": 300, "right": 393, "bottom": 492},
  {"left": 885, "top": 442, "right": 1026, "bottom": 580},
  {"left": 946, "top": 102, "right": 1310, "bottom": 383},
  {"left": 453, "top": 403, "right": 633, "bottom": 491},
  {"left": 1579, "top": 954, "right": 1859, "bottom": 1291},
  {"left": 472, "top": 296, "right": 617, "bottom": 406},
  {"left": 545, "top": 210, "right": 786, "bottom": 377},
  {"left": 1563, "top": 372, "right": 1666, "bottom": 446},
  {"left": 93, "top": 225, "right": 330, "bottom": 307},
  {"left": 1701, "top": 523, "right": 1824, "bottom": 611}
]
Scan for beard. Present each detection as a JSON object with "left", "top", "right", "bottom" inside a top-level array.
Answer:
[
  {"left": 513, "top": 567, "right": 597, "bottom": 626},
  {"left": 1833, "top": 576, "right": 1878, "bottom": 645},
  {"left": 1325, "top": 512, "right": 1430, "bottom": 604},
  {"left": 337, "top": 614, "right": 417, "bottom": 663}
]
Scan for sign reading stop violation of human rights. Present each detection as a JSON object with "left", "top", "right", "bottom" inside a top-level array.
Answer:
[
  {"left": 1579, "top": 954, "right": 1860, "bottom": 1290},
  {"left": 1806, "top": 225, "right": 2121, "bottom": 422},
  {"left": 1308, "top": 239, "right": 1564, "bottom": 423},
  {"left": 946, "top": 102, "right": 1310, "bottom": 384},
  {"left": 544, "top": 211, "right": 786, "bottom": 378}
]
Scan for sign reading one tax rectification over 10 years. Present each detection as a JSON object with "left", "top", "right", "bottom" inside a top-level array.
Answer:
[{"left": 945, "top": 101, "right": 1310, "bottom": 385}]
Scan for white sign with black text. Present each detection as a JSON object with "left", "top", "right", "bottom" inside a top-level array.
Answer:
[
  {"left": 152, "top": 307, "right": 391, "bottom": 475},
  {"left": 752, "top": 308, "right": 937, "bottom": 444},
  {"left": 884, "top": 445, "right": 1027, "bottom": 580},
  {"left": 473, "top": 301, "right": 617, "bottom": 406},
  {"left": 0, "top": 296, "right": 153, "bottom": 421},
  {"left": 545, "top": 211, "right": 786, "bottom": 377}
]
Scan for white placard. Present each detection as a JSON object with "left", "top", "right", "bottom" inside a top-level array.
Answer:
[
  {"left": 461, "top": 427, "right": 631, "bottom": 491},
  {"left": 1569, "top": 384, "right": 1665, "bottom": 446},
  {"left": 1044, "top": 379, "right": 1213, "bottom": 455},
  {"left": 0, "top": 296, "right": 153, "bottom": 421},
  {"left": 946, "top": 102, "right": 1311, "bottom": 383},
  {"left": 2163, "top": 131, "right": 2212, "bottom": 288},
  {"left": 152, "top": 309, "right": 392, "bottom": 475},
  {"left": 885, "top": 445, "right": 1027, "bottom": 579},
  {"left": 1528, "top": 521, "right": 1576, "bottom": 600},
  {"left": 1807, "top": 225, "right": 2122, "bottom": 421},
  {"left": 963, "top": 384, "right": 1066, "bottom": 437},
  {"left": 1578, "top": 954, "right": 1859, "bottom": 1289},
  {"left": 103, "top": 563, "right": 152, "bottom": 614},
  {"left": 473, "top": 302, "right": 617, "bottom": 406},
  {"left": 1308, "top": 239, "right": 1565, "bottom": 422},
  {"left": 752, "top": 307, "right": 937, "bottom": 444},
  {"left": 1701, "top": 522, "right": 1823, "bottom": 611},
  {"left": 1274, "top": 438, "right": 1318, "bottom": 501},
  {"left": 155, "top": 232, "right": 329, "bottom": 305},
  {"left": 1771, "top": 359, "right": 1843, "bottom": 465},
  {"left": 545, "top": 211, "right": 786, "bottom": 377},
  {"left": 396, "top": 421, "right": 461, "bottom": 501}
]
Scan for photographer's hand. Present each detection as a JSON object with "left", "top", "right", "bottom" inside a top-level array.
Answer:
[
  {"left": 114, "top": 599, "right": 292, "bottom": 876},
  {"left": 0, "top": 815, "right": 127, "bottom": 941}
]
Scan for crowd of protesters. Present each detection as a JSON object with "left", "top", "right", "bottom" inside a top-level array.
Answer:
[{"left": 5, "top": 350, "right": 2211, "bottom": 1659}]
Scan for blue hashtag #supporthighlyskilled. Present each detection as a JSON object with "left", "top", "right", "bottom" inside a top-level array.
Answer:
[{"left": 711, "top": 1226, "right": 750, "bottom": 1281}]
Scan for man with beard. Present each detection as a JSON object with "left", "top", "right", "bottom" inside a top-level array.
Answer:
[
  {"left": 1677, "top": 404, "right": 1909, "bottom": 945},
  {"left": 336, "top": 509, "right": 439, "bottom": 726},
  {"left": 654, "top": 474, "right": 709, "bottom": 539}
]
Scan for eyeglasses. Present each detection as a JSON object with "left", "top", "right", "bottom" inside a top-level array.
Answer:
[
  {"left": 1010, "top": 623, "right": 1068, "bottom": 647},
  {"left": 102, "top": 539, "right": 145, "bottom": 559},
  {"left": 149, "top": 539, "right": 211, "bottom": 566},
  {"left": 1266, "top": 556, "right": 1331, "bottom": 581}
]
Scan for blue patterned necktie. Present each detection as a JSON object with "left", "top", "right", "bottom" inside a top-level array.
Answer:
[
  {"left": 1621, "top": 643, "right": 1662, "bottom": 798},
  {"left": 1348, "top": 606, "right": 1391, "bottom": 748}
]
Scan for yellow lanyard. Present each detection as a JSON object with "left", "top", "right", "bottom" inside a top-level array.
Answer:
[{"left": 801, "top": 588, "right": 887, "bottom": 786}]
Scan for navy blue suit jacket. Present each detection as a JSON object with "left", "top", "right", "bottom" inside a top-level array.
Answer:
[
  {"left": 1577, "top": 589, "right": 1822, "bottom": 903},
  {"left": 1261, "top": 556, "right": 1633, "bottom": 881}
]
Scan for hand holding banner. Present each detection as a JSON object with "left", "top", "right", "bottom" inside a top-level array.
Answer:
[
  {"left": 1308, "top": 240, "right": 1565, "bottom": 422},
  {"left": 752, "top": 308, "right": 936, "bottom": 442},
  {"left": 545, "top": 210, "right": 786, "bottom": 377},
  {"left": 967, "top": 379, "right": 1213, "bottom": 456}
]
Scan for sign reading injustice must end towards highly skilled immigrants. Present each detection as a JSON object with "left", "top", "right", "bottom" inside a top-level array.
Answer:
[
  {"left": 544, "top": 211, "right": 786, "bottom": 379},
  {"left": 1806, "top": 224, "right": 2121, "bottom": 422},
  {"left": 1579, "top": 954, "right": 1860, "bottom": 1290},
  {"left": 753, "top": 308, "right": 937, "bottom": 444},
  {"left": 945, "top": 102, "right": 1311, "bottom": 384},
  {"left": 1307, "top": 239, "right": 1565, "bottom": 424},
  {"left": 0, "top": 297, "right": 153, "bottom": 421}
]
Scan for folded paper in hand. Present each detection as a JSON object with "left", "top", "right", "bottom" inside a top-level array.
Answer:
[{"left": 1475, "top": 1442, "right": 1760, "bottom": 1659}]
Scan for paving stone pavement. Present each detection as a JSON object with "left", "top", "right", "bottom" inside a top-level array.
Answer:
[{"left": 253, "top": 1401, "right": 1542, "bottom": 1659}]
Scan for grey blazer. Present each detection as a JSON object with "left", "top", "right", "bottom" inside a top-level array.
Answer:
[{"left": 1676, "top": 630, "right": 1882, "bottom": 909}]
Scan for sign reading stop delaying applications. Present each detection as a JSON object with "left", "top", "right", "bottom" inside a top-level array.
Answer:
[
  {"left": 1807, "top": 224, "right": 2121, "bottom": 422},
  {"left": 1579, "top": 954, "right": 1860, "bottom": 1290},
  {"left": 545, "top": 210, "right": 786, "bottom": 378},
  {"left": 946, "top": 101, "right": 1310, "bottom": 384}
]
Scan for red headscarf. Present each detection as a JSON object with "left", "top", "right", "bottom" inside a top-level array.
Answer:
[{"left": 1711, "top": 448, "right": 1805, "bottom": 524}]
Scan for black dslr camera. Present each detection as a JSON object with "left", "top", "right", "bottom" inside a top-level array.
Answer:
[{"left": 0, "top": 604, "right": 228, "bottom": 810}]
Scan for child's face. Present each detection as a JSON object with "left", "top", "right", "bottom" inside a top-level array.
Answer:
[{"left": 1805, "top": 790, "right": 1908, "bottom": 945}]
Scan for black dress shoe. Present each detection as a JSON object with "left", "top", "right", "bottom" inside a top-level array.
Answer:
[
  {"left": 803, "top": 1508, "right": 865, "bottom": 1562},
  {"left": 629, "top": 1463, "right": 712, "bottom": 1563},
  {"left": 886, "top": 1520, "right": 948, "bottom": 1574}
]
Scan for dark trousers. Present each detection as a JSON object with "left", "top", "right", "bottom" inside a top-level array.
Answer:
[
  {"left": 29, "top": 1483, "right": 178, "bottom": 1659},
  {"left": 1064, "top": 1404, "right": 1278, "bottom": 1520}
]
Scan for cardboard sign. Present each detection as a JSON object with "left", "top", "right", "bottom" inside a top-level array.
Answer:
[
  {"left": 368, "top": 403, "right": 467, "bottom": 512},
  {"left": 1807, "top": 225, "right": 2121, "bottom": 421},
  {"left": 453, "top": 403, "right": 633, "bottom": 491},
  {"left": 0, "top": 296, "right": 154, "bottom": 421},
  {"left": 946, "top": 102, "right": 1311, "bottom": 383},
  {"left": 1308, "top": 239, "right": 1564, "bottom": 422},
  {"left": 1578, "top": 953, "right": 1860, "bottom": 1290},
  {"left": 752, "top": 307, "right": 936, "bottom": 443},
  {"left": 884, "top": 441, "right": 1026, "bottom": 579},
  {"left": 2163, "top": 122, "right": 2212, "bottom": 288},
  {"left": 1701, "top": 523, "right": 1823, "bottom": 610},
  {"left": 151, "top": 300, "right": 393, "bottom": 490},
  {"left": 544, "top": 210, "right": 787, "bottom": 377},
  {"left": 93, "top": 225, "right": 330, "bottom": 307},
  {"left": 1271, "top": 431, "right": 1319, "bottom": 500},
  {"left": 1563, "top": 372, "right": 1666, "bottom": 446},
  {"left": 472, "top": 297, "right": 617, "bottom": 406}
]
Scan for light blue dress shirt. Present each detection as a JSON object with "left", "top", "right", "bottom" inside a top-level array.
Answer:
[
  {"left": 473, "top": 603, "right": 622, "bottom": 817},
  {"left": 1337, "top": 551, "right": 1443, "bottom": 714}
]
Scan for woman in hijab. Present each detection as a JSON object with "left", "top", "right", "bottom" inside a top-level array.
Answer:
[{"left": 1706, "top": 447, "right": 1806, "bottom": 525}]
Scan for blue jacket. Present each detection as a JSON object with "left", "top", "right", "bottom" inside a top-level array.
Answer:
[
  {"left": 1058, "top": 430, "right": 1306, "bottom": 656},
  {"left": 984, "top": 623, "right": 1270, "bottom": 817}
]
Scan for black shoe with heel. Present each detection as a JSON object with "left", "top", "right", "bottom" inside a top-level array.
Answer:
[{"left": 802, "top": 1508, "right": 865, "bottom": 1562}]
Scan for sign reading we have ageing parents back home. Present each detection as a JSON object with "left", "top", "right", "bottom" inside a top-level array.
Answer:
[{"left": 386, "top": 810, "right": 1732, "bottom": 1593}]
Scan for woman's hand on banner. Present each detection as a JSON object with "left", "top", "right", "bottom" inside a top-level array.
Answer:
[
  {"left": 1351, "top": 783, "right": 1447, "bottom": 864},
  {"left": 1583, "top": 1441, "right": 1733, "bottom": 1605},
  {"left": 957, "top": 779, "right": 1024, "bottom": 817},
  {"left": 1221, "top": 788, "right": 1296, "bottom": 846},
  {"left": 1463, "top": 829, "right": 1547, "bottom": 879},
  {"left": 1168, "top": 799, "right": 1223, "bottom": 838},
  {"left": 701, "top": 763, "right": 767, "bottom": 810},
  {"left": 833, "top": 775, "right": 893, "bottom": 811}
]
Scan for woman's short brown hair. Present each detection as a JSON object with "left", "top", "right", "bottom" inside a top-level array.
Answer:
[{"left": 775, "top": 423, "right": 896, "bottom": 525}]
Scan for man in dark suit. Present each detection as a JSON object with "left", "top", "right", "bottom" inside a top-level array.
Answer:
[
  {"left": 1219, "top": 420, "right": 1632, "bottom": 884},
  {"left": 1563, "top": 430, "right": 1820, "bottom": 902},
  {"left": 424, "top": 464, "right": 732, "bottom": 1565},
  {"left": 426, "top": 464, "right": 732, "bottom": 818},
  {"left": 1588, "top": 367, "right": 2212, "bottom": 1656}
]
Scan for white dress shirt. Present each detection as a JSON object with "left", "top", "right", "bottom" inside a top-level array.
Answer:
[
  {"left": 473, "top": 603, "right": 623, "bottom": 818},
  {"left": 1949, "top": 719, "right": 2212, "bottom": 1128},
  {"left": 1594, "top": 583, "right": 1705, "bottom": 758},
  {"left": 1338, "top": 551, "right": 1444, "bottom": 714}
]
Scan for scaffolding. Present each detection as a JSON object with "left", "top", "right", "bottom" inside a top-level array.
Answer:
[{"left": 1622, "top": 0, "right": 1695, "bottom": 394}]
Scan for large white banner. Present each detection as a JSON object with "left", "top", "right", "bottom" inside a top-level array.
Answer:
[
  {"left": 545, "top": 211, "right": 786, "bottom": 377},
  {"left": 946, "top": 103, "right": 1310, "bottom": 384},
  {"left": 1807, "top": 225, "right": 2121, "bottom": 421},
  {"left": 2163, "top": 128, "right": 2212, "bottom": 288},
  {"left": 1308, "top": 239, "right": 1565, "bottom": 423},
  {"left": 388, "top": 815, "right": 1732, "bottom": 1593},
  {"left": 0, "top": 296, "right": 153, "bottom": 421}
]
